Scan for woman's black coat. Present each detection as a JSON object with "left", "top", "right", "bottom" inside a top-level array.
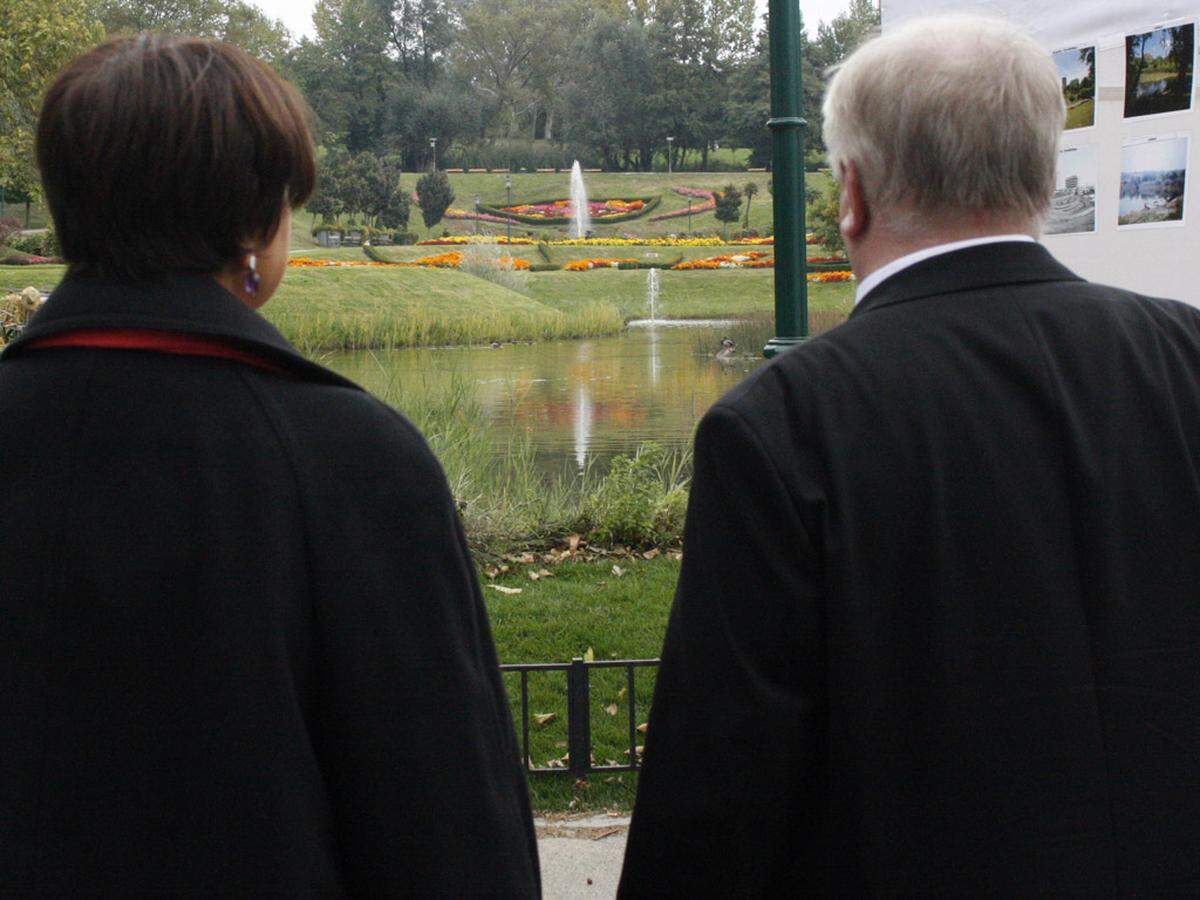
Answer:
[{"left": 0, "top": 274, "right": 540, "bottom": 896}]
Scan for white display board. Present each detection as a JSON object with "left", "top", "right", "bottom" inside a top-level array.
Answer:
[{"left": 881, "top": 2, "right": 1200, "bottom": 305}]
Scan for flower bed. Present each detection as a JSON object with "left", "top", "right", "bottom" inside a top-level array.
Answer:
[
  {"left": 478, "top": 196, "right": 660, "bottom": 226},
  {"left": 564, "top": 257, "right": 641, "bottom": 271},
  {"left": 673, "top": 251, "right": 773, "bottom": 270},
  {"left": 649, "top": 187, "right": 717, "bottom": 222},
  {"left": 0, "top": 254, "right": 62, "bottom": 265},
  {"left": 417, "top": 236, "right": 535, "bottom": 246},
  {"left": 289, "top": 253, "right": 529, "bottom": 271}
]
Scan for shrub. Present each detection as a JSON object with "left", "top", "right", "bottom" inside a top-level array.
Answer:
[
  {"left": 40, "top": 227, "right": 61, "bottom": 258},
  {"left": 0, "top": 217, "right": 20, "bottom": 245},
  {"left": 582, "top": 442, "right": 690, "bottom": 547},
  {"left": 6, "top": 233, "right": 42, "bottom": 255},
  {"left": 416, "top": 170, "right": 455, "bottom": 229},
  {"left": 807, "top": 182, "right": 845, "bottom": 256},
  {"left": 393, "top": 232, "right": 419, "bottom": 245}
]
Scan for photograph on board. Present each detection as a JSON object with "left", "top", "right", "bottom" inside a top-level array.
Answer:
[
  {"left": 1055, "top": 47, "right": 1095, "bottom": 129},
  {"left": 1047, "top": 144, "right": 1098, "bottom": 235},
  {"left": 1125, "top": 22, "right": 1195, "bottom": 118},
  {"left": 1119, "top": 133, "right": 1189, "bottom": 228}
]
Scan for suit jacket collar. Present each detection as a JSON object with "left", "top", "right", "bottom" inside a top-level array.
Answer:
[
  {"left": 851, "top": 242, "right": 1084, "bottom": 319},
  {"left": 1, "top": 271, "right": 359, "bottom": 389}
]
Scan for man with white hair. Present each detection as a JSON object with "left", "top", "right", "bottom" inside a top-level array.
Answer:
[{"left": 619, "top": 15, "right": 1200, "bottom": 896}]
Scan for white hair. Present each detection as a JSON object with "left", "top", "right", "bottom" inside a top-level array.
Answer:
[{"left": 822, "top": 15, "right": 1065, "bottom": 226}]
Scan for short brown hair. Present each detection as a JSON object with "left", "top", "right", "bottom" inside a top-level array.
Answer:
[{"left": 37, "top": 35, "right": 315, "bottom": 280}]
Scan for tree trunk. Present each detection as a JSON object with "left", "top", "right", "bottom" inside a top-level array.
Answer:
[
  {"left": 25, "top": 199, "right": 31, "bottom": 229},
  {"left": 544, "top": 110, "right": 554, "bottom": 142},
  {"left": 702, "top": 144, "right": 709, "bottom": 171}
]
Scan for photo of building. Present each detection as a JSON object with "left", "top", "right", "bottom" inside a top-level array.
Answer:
[{"left": 1047, "top": 144, "right": 1098, "bottom": 235}]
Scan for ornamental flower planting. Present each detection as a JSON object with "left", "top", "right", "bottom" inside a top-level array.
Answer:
[
  {"left": 479, "top": 196, "right": 660, "bottom": 225},
  {"left": 564, "top": 257, "right": 641, "bottom": 271},
  {"left": 649, "top": 187, "right": 717, "bottom": 222},
  {"left": 673, "top": 251, "right": 773, "bottom": 270},
  {"left": 288, "top": 253, "right": 529, "bottom": 270},
  {"left": 417, "top": 236, "right": 535, "bottom": 246}
]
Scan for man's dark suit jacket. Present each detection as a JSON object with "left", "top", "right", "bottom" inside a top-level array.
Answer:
[
  {"left": 0, "top": 274, "right": 540, "bottom": 896},
  {"left": 619, "top": 242, "right": 1200, "bottom": 896}
]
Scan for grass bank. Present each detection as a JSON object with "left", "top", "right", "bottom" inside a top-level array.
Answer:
[
  {"left": 2, "top": 263, "right": 855, "bottom": 347},
  {"left": 487, "top": 554, "right": 679, "bottom": 811}
]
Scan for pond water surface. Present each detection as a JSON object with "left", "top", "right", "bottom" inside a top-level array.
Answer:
[{"left": 322, "top": 322, "right": 765, "bottom": 472}]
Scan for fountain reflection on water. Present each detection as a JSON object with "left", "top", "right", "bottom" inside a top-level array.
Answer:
[
  {"left": 570, "top": 160, "right": 591, "bottom": 239},
  {"left": 322, "top": 326, "right": 759, "bottom": 474}
]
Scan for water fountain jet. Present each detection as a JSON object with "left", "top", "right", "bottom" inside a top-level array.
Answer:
[{"left": 569, "top": 161, "right": 591, "bottom": 239}]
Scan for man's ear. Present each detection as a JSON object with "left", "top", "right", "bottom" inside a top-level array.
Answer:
[{"left": 838, "top": 162, "right": 870, "bottom": 241}]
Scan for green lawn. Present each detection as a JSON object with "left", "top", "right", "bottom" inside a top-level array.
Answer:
[
  {"left": 487, "top": 554, "right": 679, "bottom": 811},
  {"left": 4, "top": 261, "right": 854, "bottom": 349},
  {"left": 1065, "top": 98, "right": 1095, "bottom": 130}
]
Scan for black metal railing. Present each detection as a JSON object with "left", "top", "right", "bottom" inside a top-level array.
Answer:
[{"left": 501, "top": 657, "right": 659, "bottom": 778}]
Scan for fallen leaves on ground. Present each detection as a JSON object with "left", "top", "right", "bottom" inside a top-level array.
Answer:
[
  {"left": 487, "top": 584, "right": 522, "bottom": 595},
  {"left": 604, "top": 703, "right": 619, "bottom": 716},
  {"left": 612, "top": 564, "right": 624, "bottom": 577},
  {"left": 533, "top": 713, "right": 557, "bottom": 726},
  {"left": 637, "top": 722, "right": 648, "bottom": 734}
]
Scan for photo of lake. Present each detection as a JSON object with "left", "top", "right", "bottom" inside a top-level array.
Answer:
[
  {"left": 1125, "top": 22, "right": 1195, "bottom": 118},
  {"left": 1119, "top": 133, "right": 1189, "bottom": 227}
]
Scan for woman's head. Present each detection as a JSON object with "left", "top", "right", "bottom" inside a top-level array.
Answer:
[{"left": 37, "top": 34, "right": 314, "bottom": 298}]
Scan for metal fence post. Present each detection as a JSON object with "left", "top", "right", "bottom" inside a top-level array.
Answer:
[{"left": 567, "top": 657, "right": 591, "bottom": 778}]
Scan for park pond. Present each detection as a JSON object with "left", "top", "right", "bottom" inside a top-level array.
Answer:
[{"left": 321, "top": 321, "right": 765, "bottom": 473}]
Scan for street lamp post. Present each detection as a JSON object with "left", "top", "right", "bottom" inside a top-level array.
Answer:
[
  {"left": 687, "top": 197, "right": 693, "bottom": 235},
  {"left": 429, "top": 136, "right": 437, "bottom": 171},
  {"left": 763, "top": 0, "right": 809, "bottom": 358},
  {"left": 505, "top": 174, "right": 513, "bottom": 245},
  {"left": 474, "top": 193, "right": 481, "bottom": 235},
  {"left": 666, "top": 136, "right": 674, "bottom": 175}
]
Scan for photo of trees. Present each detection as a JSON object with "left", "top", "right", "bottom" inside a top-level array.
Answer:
[
  {"left": 1054, "top": 46, "right": 1094, "bottom": 130},
  {"left": 1125, "top": 22, "right": 1195, "bottom": 118}
]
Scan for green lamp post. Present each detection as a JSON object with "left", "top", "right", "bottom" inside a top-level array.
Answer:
[{"left": 763, "top": 0, "right": 809, "bottom": 358}]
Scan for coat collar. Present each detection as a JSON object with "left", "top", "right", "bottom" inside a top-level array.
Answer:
[
  {"left": 850, "top": 241, "right": 1084, "bottom": 319},
  {"left": 1, "top": 272, "right": 360, "bottom": 389}
]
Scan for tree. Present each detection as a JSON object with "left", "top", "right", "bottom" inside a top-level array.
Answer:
[
  {"left": 0, "top": 0, "right": 104, "bottom": 208},
  {"left": 415, "top": 169, "right": 454, "bottom": 228},
  {"left": 96, "top": 0, "right": 291, "bottom": 62},
  {"left": 377, "top": 180, "right": 412, "bottom": 231},
  {"left": 741, "top": 181, "right": 758, "bottom": 230},
  {"left": 713, "top": 183, "right": 742, "bottom": 238}
]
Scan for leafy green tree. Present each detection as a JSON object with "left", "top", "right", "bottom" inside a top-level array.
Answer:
[
  {"left": 97, "top": 0, "right": 291, "bottom": 61},
  {"left": 415, "top": 169, "right": 454, "bottom": 228},
  {"left": 0, "top": 0, "right": 104, "bottom": 210},
  {"left": 713, "top": 183, "right": 742, "bottom": 238}
]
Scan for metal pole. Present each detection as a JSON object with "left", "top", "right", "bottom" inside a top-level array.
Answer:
[
  {"left": 474, "top": 193, "right": 480, "bottom": 235},
  {"left": 567, "top": 657, "right": 591, "bottom": 778},
  {"left": 506, "top": 175, "right": 512, "bottom": 244},
  {"left": 763, "top": 0, "right": 809, "bottom": 358},
  {"left": 688, "top": 197, "right": 693, "bottom": 235},
  {"left": 667, "top": 136, "right": 674, "bottom": 175}
]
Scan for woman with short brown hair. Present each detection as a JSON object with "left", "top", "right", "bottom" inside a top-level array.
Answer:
[{"left": 0, "top": 35, "right": 538, "bottom": 896}]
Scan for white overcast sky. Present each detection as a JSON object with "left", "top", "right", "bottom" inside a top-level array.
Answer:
[{"left": 250, "top": 0, "right": 856, "bottom": 43}]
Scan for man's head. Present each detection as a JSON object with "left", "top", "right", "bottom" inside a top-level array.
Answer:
[{"left": 823, "top": 16, "right": 1065, "bottom": 272}]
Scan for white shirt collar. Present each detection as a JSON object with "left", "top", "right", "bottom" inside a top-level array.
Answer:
[{"left": 854, "top": 235, "right": 1037, "bottom": 306}]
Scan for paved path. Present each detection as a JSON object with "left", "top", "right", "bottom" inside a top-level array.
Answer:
[{"left": 536, "top": 814, "right": 630, "bottom": 899}]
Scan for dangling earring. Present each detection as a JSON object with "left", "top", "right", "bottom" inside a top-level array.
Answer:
[{"left": 243, "top": 253, "right": 261, "bottom": 298}]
